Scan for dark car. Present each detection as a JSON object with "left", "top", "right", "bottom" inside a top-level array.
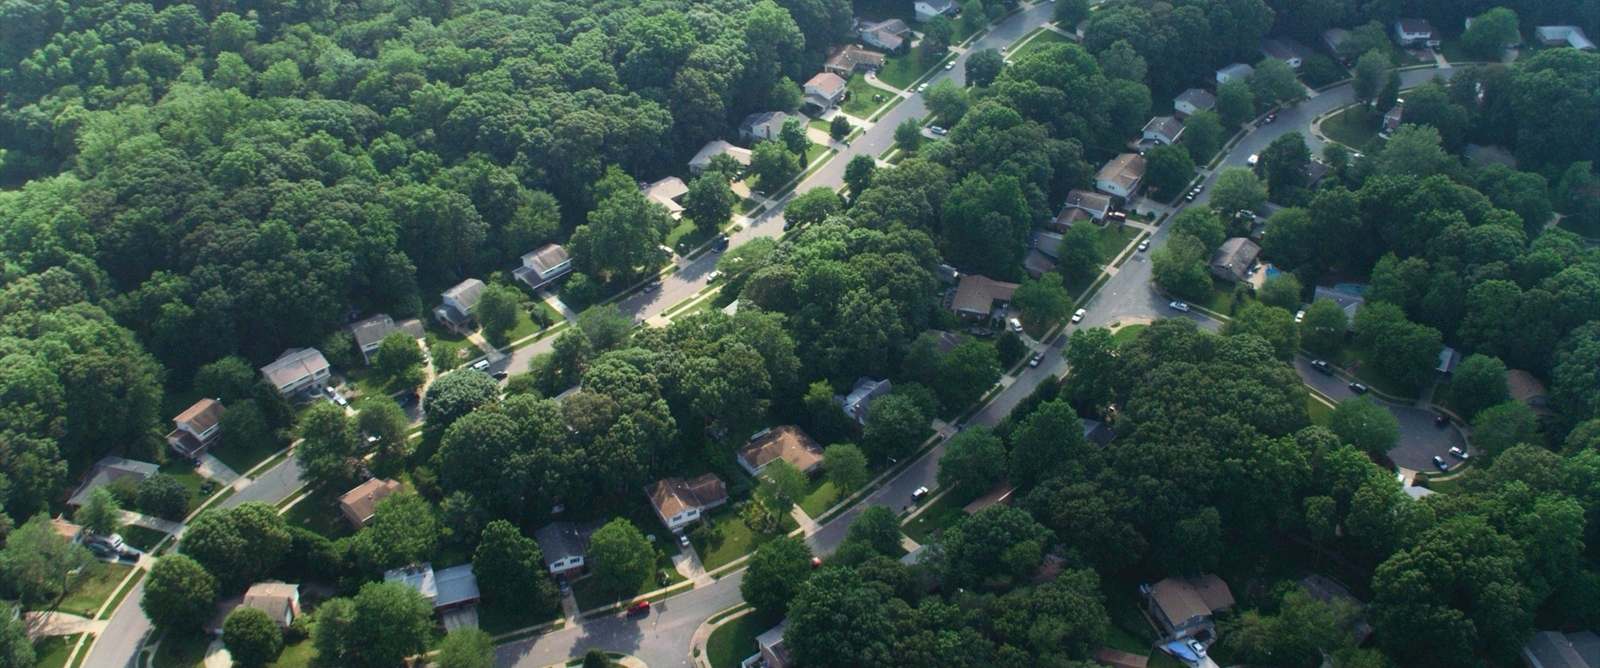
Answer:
[
  {"left": 492, "top": 370, "right": 508, "bottom": 380},
  {"left": 1433, "top": 455, "right": 1448, "bottom": 471},
  {"left": 712, "top": 236, "right": 730, "bottom": 252},
  {"left": 1348, "top": 381, "right": 1369, "bottom": 394},
  {"left": 643, "top": 280, "right": 661, "bottom": 293},
  {"left": 1310, "top": 359, "right": 1334, "bottom": 375},
  {"left": 1029, "top": 353, "right": 1042, "bottom": 367},
  {"left": 1434, "top": 413, "right": 1449, "bottom": 428}
]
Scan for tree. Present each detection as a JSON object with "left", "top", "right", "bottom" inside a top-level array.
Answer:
[
  {"left": 588, "top": 519, "right": 655, "bottom": 598},
  {"left": 136, "top": 474, "right": 190, "bottom": 522},
  {"left": 760, "top": 460, "right": 808, "bottom": 515},
  {"left": 75, "top": 487, "right": 123, "bottom": 537},
  {"left": 576, "top": 303, "right": 634, "bottom": 352},
  {"left": 142, "top": 554, "right": 218, "bottom": 633},
  {"left": 1057, "top": 222, "right": 1104, "bottom": 281},
  {"left": 1151, "top": 233, "right": 1213, "bottom": 301},
  {"left": 784, "top": 187, "right": 842, "bottom": 229},
  {"left": 1329, "top": 396, "right": 1400, "bottom": 454},
  {"left": 473, "top": 520, "right": 556, "bottom": 613},
  {"left": 475, "top": 283, "right": 521, "bottom": 343},
  {"left": 194, "top": 356, "right": 259, "bottom": 403},
  {"left": 1352, "top": 49, "right": 1390, "bottom": 105},
  {"left": 965, "top": 48, "right": 1004, "bottom": 87},
  {"left": 223, "top": 607, "right": 283, "bottom": 666},
  {"left": 844, "top": 505, "right": 903, "bottom": 556},
  {"left": 1012, "top": 273, "right": 1071, "bottom": 327},
  {"left": 436, "top": 629, "right": 495, "bottom": 668},
  {"left": 939, "top": 505, "right": 1054, "bottom": 586},
  {"left": 863, "top": 392, "right": 932, "bottom": 461},
  {"left": 682, "top": 172, "right": 736, "bottom": 236},
  {"left": 354, "top": 493, "right": 437, "bottom": 574},
  {"left": 749, "top": 140, "right": 799, "bottom": 189},
  {"left": 296, "top": 402, "right": 361, "bottom": 491},
  {"left": 1353, "top": 302, "right": 1443, "bottom": 395},
  {"left": 829, "top": 115, "right": 851, "bottom": 142},
  {"left": 374, "top": 331, "right": 425, "bottom": 389},
  {"left": 938, "top": 426, "right": 1007, "bottom": 501},
  {"left": 894, "top": 118, "right": 922, "bottom": 153},
  {"left": 1170, "top": 208, "right": 1226, "bottom": 253},
  {"left": 1460, "top": 8, "right": 1519, "bottom": 61},
  {"left": 779, "top": 116, "right": 809, "bottom": 157},
  {"left": 1261, "top": 131, "right": 1311, "bottom": 203},
  {"left": 358, "top": 396, "right": 412, "bottom": 474},
  {"left": 1143, "top": 144, "right": 1195, "bottom": 200},
  {"left": 180, "top": 502, "right": 291, "bottom": 592},
  {"left": 924, "top": 80, "right": 969, "bottom": 125},
  {"left": 319, "top": 581, "right": 434, "bottom": 668},
  {"left": 1251, "top": 57, "right": 1306, "bottom": 105},
  {"left": 742, "top": 535, "right": 814, "bottom": 620},
  {"left": 1451, "top": 354, "right": 1510, "bottom": 421},
  {"left": 1217, "top": 78, "right": 1256, "bottom": 128},
  {"left": 1471, "top": 401, "right": 1541, "bottom": 459},
  {"left": 1300, "top": 298, "right": 1348, "bottom": 356},
  {"left": 784, "top": 568, "right": 893, "bottom": 667},
  {"left": 1053, "top": 0, "right": 1089, "bottom": 26},
  {"left": 1181, "top": 110, "right": 1224, "bottom": 163},
  {"left": 0, "top": 514, "right": 91, "bottom": 606},
  {"left": 921, "top": 15, "right": 956, "bottom": 66},
  {"left": 1257, "top": 274, "right": 1303, "bottom": 311},
  {"left": 1376, "top": 124, "right": 1455, "bottom": 178},
  {"left": 824, "top": 443, "right": 869, "bottom": 493},
  {"left": 1223, "top": 302, "right": 1300, "bottom": 360},
  {"left": 582, "top": 649, "right": 611, "bottom": 668},
  {"left": 0, "top": 615, "right": 33, "bottom": 668},
  {"left": 424, "top": 370, "right": 500, "bottom": 431},
  {"left": 1210, "top": 167, "right": 1267, "bottom": 216},
  {"left": 843, "top": 154, "right": 877, "bottom": 198}
]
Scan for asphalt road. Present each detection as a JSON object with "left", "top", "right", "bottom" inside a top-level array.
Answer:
[
  {"left": 80, "top": 580, "right": 149, "bottom": 668},
  {"left": 1292, "top": 357, "right": 1468, "bottom": 471},
  {"left": 220, "top": 455, "right": 304, "bottom": 508}
]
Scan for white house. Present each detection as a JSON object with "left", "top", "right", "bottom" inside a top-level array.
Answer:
[
  {"left": 1215, "top": 63, "right": 1254, "bottom": 85},
  {"left": 860, "top": 19, "right": 911, "bottom": 51},
  {"left": 914, "top": 0, "right": 956, "bottom": 22},
  {"left": 534, "top": 522, "right": 588, "bottom": 577},
  {"left": 644, "top": 474, "right": 728, "bottom": 532},
  {"left": 433, "top": 278, "right": 485, "bottom": 334},
  {"left": 514, "top": 243, "right": 573, "bottom": 291},
  {"left": 688, "top": 140, "right": 753, "bottom": 174},
  {"left": 738, "top": 111, "right": 797, "bottom": 143},
  {"left": 1535, "top": 26, "right": 1597, "bottom": 51},
  {"left": 1173, "top": 89, "right": 1216, "bottom": 117},
  {"left": 1095, "top": 153, "right": 1147, "bottom": 200},
  {"left": 1141, "top": 116, "right": 1185, "bottom": 146},
  {"left": 260, "top": 348, "right": 331, "bottom": 397},
  {"left": 642, "top": 176, "right": 689, "bottom": 219},
  {"left": 1394, "top": 19, "right": 1440, "bottom": 48},
  {"left": 166, "top": 398, "right": 225, "bottom": 458},
  {"left": 1259, "top": 38, "right": 1304, "bottom": 70},
  {"left": 836, "top": 377, "right": 893, "bottom": 426},
  {"left": 802, "top": 72, "right": 848, "bottom": 112}
]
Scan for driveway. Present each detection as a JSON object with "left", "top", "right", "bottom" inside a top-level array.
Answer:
[{"left": 1293, "top": 358, "right": 1468, "bottom": 471}]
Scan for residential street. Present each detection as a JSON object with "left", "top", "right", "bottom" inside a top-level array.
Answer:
[{"left": 80, "top": 581, "right": 149, "bottom": 668}]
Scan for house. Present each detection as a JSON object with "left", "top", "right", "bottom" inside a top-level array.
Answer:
[
  {"left": 1522, "top": 629, "right": 1600, "bottom": 668},
  {"left": 1312, "top": 285, "right": 1364, "bottom": 322},
  {"left": 823, "top": 44, "right": 886, "bottom": 75},
  {"left": 951, "top": 274, "right": 1020, "bottom": 320},
  {"left": 1024, "top": 249, "right": 1057, "bottom": 278},
  {"left": 645, "top": 474, "right": 729, "bottom": 532},
  {"left": 859, "top": 19, "right": 911, "bottom": 52},
  {"left": 338, "top": 478, "right": 402, "bottom": 529},
  {"left": 1299, "top": 574, "right": 1372, "bottom": 644},
  {"left": 1437, "top": 346, "right": 1462, "bottom": 375},
  {"left": 1053, "top": 189, "right": 1113, "bottom": 231},
  {"left": 1095, "top": 153, "right": 1147, "bottom": 200},
  {"left": 736, "top": 426, "right": 825, "bottom": 476},
  {"left": 1215, "top": 63, "right": 1254, "bottom": 85},
  {"left": 385, "top": 563, "right": 480, "bottom": 611},
  {"left": 1535, "top": 26, "right": 1597, "bottom": 51},
  {"left": 642, "top": 176, "right": 689, "bottom": 219},
  {"left": 689, "top": 140, "right": 753, "bottom": 175},
  {"left": 748, "top": 620, "right": 792, "bottom": 668},
  {"left": 802, "top": 72, "right": 848, "bottom": 113},
  {"left": 1304, "top": 159, "right": 1327, "bottom": 188},
  {"left": 739, "top": 111, "right": 798, "bottom": 143},
  {"left": 1094, "top": 648, "right": 1149, "bottom": 668},
  {"left": 211, "top": 582, "right": 302, "bottom": 634},
  {"left": 433, "top": 278, "right": 486, "bottom": 334},
  {"left": 914, "top": 0, "right": 957, "bottom": 22},
  {"left": 51, "top": 518, "right": 83, "bottom": 545},
  {"left": 534, "top": 522, "right": 588, "bottom": 576},
  {"left": 514, "top": 243, "right": 573, "bottom": 291},
  {"left": 166, "top": 398, "right": 225, "bottom": 459},
  {"left": 962, "top": 481, "right": 1016, "bottom": 514},
  {"left": 1141, "top": 116, "right": 1185, "bottom": 146},
  {"left": 1173, "top": 89, "right": 1216, "bottom": 118},
  {"left": 348, "top": 314, "right": 424, "bottom": 365},
  {"left": 1083, "top": 419, "right": 1116, "bottom": 447},
  {"left": 1381, "top": 103, "right": 1403, "bottom": 137},
  {"left": 1507, "top": 370, "right": 1555, "bottom": 417},
  {"left": 1322, "top": 28, "right": 1350, "bottom": 54},
  {"left": 1209, "top": 237, "right": 1261, "bottom": 282},
  {"left": 1259, "top": 38, "right": 1305, "bottom": 70},
  {"left": 261, "top": 348, "right": 331, "bottom": 397},
  {"left": 1394, "top": 19, "right": 1441, "bottom": 48},
  {"left": 1143, "top": 574, "right": 1234, "bottom": 640},
  {"left": 837, "top": 377, "right": 893, "bottom": 426},
  {"left": 69, "top": 456, "right": 160, "bottom": 507}
]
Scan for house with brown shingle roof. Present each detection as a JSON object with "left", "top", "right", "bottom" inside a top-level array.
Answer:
[
  {"left": 339, "top": 478, "right": 401, "bottom": 529},
  {"left": 1507, "top": 370, "right": 1555, "bottom": 417},
  {"left": 736, "top": 426, "right": 824, "bottom": 476},
  {"left": 211, "top": 582, "right": 301, "bottom": 633},
  {"left": 166, "top": 398, "right": 226, "bottom": 458},
  {"left": 823, "top": 44, "right": 885, "bottom": 75},
  {"left": 951, "top": 274, "right": 1020, "bottom": 320},
  {"left": 1143, "top": 574, "right": 1234, "bottom": 640},
  {"left": 645, "top": 474, "right": 729, "bottom": 532}
]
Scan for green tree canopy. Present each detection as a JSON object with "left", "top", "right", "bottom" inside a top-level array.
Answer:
[
  {"left": 741, "top": 535, "right": 814, "bottom": 620},
  {"left": 142, "top": 554, "right": 218, "bottom": 634},
  {"left": 223, "top": 606, "right": 283, "bottom": 666},
  {"left": 1328, "top": 396, "right": 1400, "bottom": 454},
  {"left": 587, "top": 519, "right": 655, "bottom": 598}
]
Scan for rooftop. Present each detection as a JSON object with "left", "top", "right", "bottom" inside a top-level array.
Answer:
[
  {"left": 689, "top": 140, "right": 753, "bottom": 169},
  {"left": 174, "top": 398, "right": 225, "bottom": 433},
  {"left": 432, "top": 563, "right": 480, "bottom": 608},
  {"left": 1174, "top": 88, "right": 1216, "bottom": 110},
  {"left": 442, "top": 278, "right": 486, "bottom": 308},
  {"left": 1396, "top": 18, "right": 1438, "bottom": 36},
  {"left": 242, "top": 582, "right": 299, "bottom": 622},
  {"left": 260, "top": 348, "right": 330, "bottom": 390},
  {"left": 1142, "top": 116, "right": 1184, "bottom": 142},
  {"left": 522, "top": 244, "right": 571, "bottom": 276},
  {"left": 534, "top": 522, "right": 587, "bottom": 565},
  {"left": 1096, "top": 153, "right": 1147, "bottom": 190},
  {"left": 1217, "top": 63, "right": 1254, "bottom": 80},
  {"left": 824, "top": 44, "right": 886, "bottom": 72},
  {"left": 804, "top": 72, "right": 847, "bottom": 96},
  {"left": 339, "top": 478, "right": 402, "bottom": 524},
  {"left": 738, "top": 425, "right": 824, "bottom": 473},
  {"left": 69, "top": 456, "right": 160, "bottom": 506},
  {"left": 645, "top": 473, "right": 729, "bottom": 521},
  {"left": 951, "top": 274, "right": 1020, "bottom": 316}
]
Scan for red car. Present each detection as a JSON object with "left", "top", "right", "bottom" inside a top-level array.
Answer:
[{"left": 626, "top": 600, "right": 650, "bottom": 617}]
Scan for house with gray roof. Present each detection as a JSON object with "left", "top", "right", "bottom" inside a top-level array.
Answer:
[
  {"left": 69, "top": 456, "right": 160, "bottom": 507},
  {"left": 1536, "top": 26, "right": 1597, "bottom": 51},
  {"left": 1215, "top": 63, "right": 1254, "bottom": 85},
  {"left": 349, "top": 314, "right": 424, "bottom": 365},
  {"left": 739, "top": 111, "right": 799, "bottom": 143},
  {"left": 1173, "top": 89, "right": 1216, "bottom": 117},
  {"left": 534, "top": 522, "right": 588, "bottom": 577},
  {"left": 261, "top": 348, "right": 331, "bottom": 397},
  {"left": 1394, "top": 19, "right": 1440, "bottom": 48},
  {"left": 837, "top": 377, "right": 893, "bottom": 427},
  {"left": 1523, "top": 629, "right": 1600, "bottom": 668},
  {"left": 689, "top": 140, "right": 753, "bottom": 174},
  {"left": 385, "top": 562, "right": 480, "bottom": 611},
  {"left": 515, "top": 244, "right": 573, "bottom": 291},
  {"left": 860, "top": 19, "right": 911, "bottom": 52},
  {"left": 434, "top": 278, "right": 486, "bottom": 334},
  {"left": 1209, "top": 237, "right": 1260, "bottom": 282}
]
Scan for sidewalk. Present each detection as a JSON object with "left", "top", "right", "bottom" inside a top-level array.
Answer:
[
  {"left": 119, "top": 510, "right": 184, "bottom": 536},
  {"left": 690, "top": 607, "right": 751, "bottom": 668},
  {"left": 23, "top": 612, "right": 107, "bottom": 640},
  {"left": 195, "top": 454, "right": 239, "bottom": 486}
]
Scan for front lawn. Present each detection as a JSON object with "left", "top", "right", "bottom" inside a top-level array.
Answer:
[
  {"left": 667, "top": 217, "right": 719, "bottom": 254},
  {"left": 570, "top": 555, "right": 687, "bottom": 612},
  {"left": 52, "top": 561, "right": 133, "bottom": 617},
  {"left": 691, "top": 505, "right": 797, "bottom": 572},
  {"left": 157, "top": 460, "right": 207, "bottom": 513},
  {"left": 878, "top": 48, "right": 942, "bottom": 90},
  {"left": 1308, "top": 395, "right": 1334, "bottom": 426},
  {"left": 842, "top": 74, "right": 896, "bottom": 119},
  {"left": 706, "top": 614, "right": 766, "bottom": 668},
  {"left": 1111, "top": 324, "right": 1147, "bottom": 346},
  {"left": 211, "top": 433, "right": 284, "bottom": 476},
  {"left": 152, "top": 631, "right": 210, "bottom": 668},
  {"left": 1330, "top": 346, "right": 1419, "bottom": 400},
  {"left": 1095, "top": 224, "right": 1141, "bottom": 262},
  {"left": 32, "top": 634, "right": 78, "bottom": 668},
  {"left": 797, "top": 478, "right": 843, "bottom": 519},
  {"left": 280, "top": 489, "right": 352, "bottom": 540},
  {"left": 1011, "top": 29, "right": 1071, "bottom": 59},
  {"left": 902, "top": 492, "right": 965, "bottom": 544},
  {"left": 479, "top": 601, "right": 561, "bottom": 636},
  {"left": 1320, "top": 105, "right": 1381, "bottom": 153},
  {"left": 120, "top": 525, "right": 169, "bottom": 552},
  {"left": 267, "top": 640, "right": 316, "bottom": 668}
]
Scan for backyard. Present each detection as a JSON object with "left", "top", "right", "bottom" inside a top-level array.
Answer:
[{"left": 706, "top": 613, "right": 765, "bottom": 668}]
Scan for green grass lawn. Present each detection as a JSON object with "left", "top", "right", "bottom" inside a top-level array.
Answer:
[
  {"left": 1331, "top": 346, "right": 1418, "bottom": 400},
  {"left": 797, "top": 477, "right": 843, "bottom": 519},
  {"left": 842, "top": 73, "right": 896, "bottom": 118},
  {"left": 211, "top": 433, "right": 284, "bottom": 476},
  {"left": 50, "top": 561, "right": 133, "bottom": 617},
  {"left": 691, "top": 506, "right": 797, "bottom": 572},
  {"left": 32, "top": 634, "right": 79, "bottom": 668},
  {"left": 1308, "top": 395, "right": 1334, "bottom": 426},
  {"left": 479, "top": 601, "right": 561, "bottom": 636},
  {"left": 1111, "top": 324, "right": 1147, "bottom": 346},
  {"left": 1095, "top": 224, "right": 1141, "bottom": 263},
  {"left": 1103, "top": 623, "right": 1151, "bottom": 655},
  {"left": 706, "top": 614, "right": 766, "bottom": 668},
  {"left": 157, "top": 460, "right": 208, "bottom": 512},
  {"left": 1011, "top": 29, "right": 1071, "bottom": 59},
  {"left": 152, "top": 631, "right": 210, "bottom": 668},
  {"left": 1199, "top": 279, "right": 1246, "bottom": 315},
  {"left": 280, "top": 489, "right": 352, "bottom": 540},
  {"left": 1148, "top": 651, "right": 1187, "bottom": 668},
  {"left": 1321, "top": 105, "right": 1381, "bottom": 153},
  {"left": 570, "top": 555, "right": 688, "bottom": 612},
  {"left": 877, "top": 48, "right": 941, "bottom": 90},
  {"left": 667, "top": 217, "right": 719, "bottom": 254},
  {"left": 804, "top": 141, "right": 830, "bottom": 166},
  {"left": 902, "top": 492, "right": 965, "bottom": 544},
  {"left": 120, "top": 525, "right": 169, "bottom": 552},
  {"left": 266, "top": 640, "right": 315, "bottom": 668}
]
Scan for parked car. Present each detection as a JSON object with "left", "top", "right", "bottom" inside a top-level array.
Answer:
[
  {"left": 1184, "top": 190, "right": 1197, "bottom": 202},
  {"left": 678, "top": 533, "right": 690, "bottom": 548},
  {"left": 643, "top": 280, "right": 661, "bottom": 293},
  {"left": 1449, "top": 446, "right": 1470, "bottom": 460},
  {"left": 1187, "top": 640, "right": 1207, "bottom": 658},
  {"left": 944, "top": 61, "right": 955, "bottom": 70},
  {"left": 917, "top": 83, "right": 929, "bottom": 93},
  {"left": 492, "top": 370, "right": 508, "bottom": 380},
  {"left": 1029, "top": 354, "right": 1042, "bottom": 367},
  {"left": 627, "top": 600, "right": 651, "bottom": 616},
  {"left": 1295, "top": 309, "right": 1306, "bottom": 323},
  {"left": 556, "top": 575, "right": 570, "bottom": 594},
  {"left": 911, "top": 486, "right": 930, "bottom": 502},
  {"left": 1071, "top": 308, "right": 1086, "bottom": 323},
  {"left": 811, "top": 557, "right": 823, "bottom": 569},
  {"left": 1264, "top": 112, "right": 1277, "bottom": 123},
  {"left": 712, "top": 235, "right": 730, "bottom": 252},
  {"left": 1433, "top": 455, "right": 1449, "bottom": 471},
  {"left": 706, "top": 270, "right": 722, "bottom": 282},
  {"left": 1246, "top": 154, "right": 1260, "bottom": 167},
  {"left": 332, "top": 392, "right": 348, "bottom": 407},
  {"left": 1349, "top": 381, "right": 1369, "bottom": 394},
  {"left": 85, "top": 533, "right": 124, "bottom": 552},
  {"left": 471, "top": 359, "right": 490, "bottom": 372},
  {"left": 966, "top": 327, "right": 994, "bottom": 337},
  {"left": 929, "top": 126, "right": 948, "bottom": 136},
  {"left": 1168, "top": 301, "right": 1190, "bottom": 312},
  {"left": 1138, "top": 239, "right": 1150, "bottom": 251},
  {"left": 1310, "top": 359, "right": 1334, "bottom": 375},
  {"left": 1009, "top": 317, "right": 1023, "bottom": 332}
]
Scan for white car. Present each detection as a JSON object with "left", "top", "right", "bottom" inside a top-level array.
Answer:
[
  {"left": 471, "top": 359, "right": 490, "bottom": 372},
  {"left": 1138, "top": 239, "right": 1151, "bottom": 251},
  {"left": 944, "top": 61, "right": 955, "bottom": 70},
  {"left": 1009, "top": 317, "right": 1023, "bottom": 332},
  {"left": 1071, "top": 308, "right": 1086, "bottom": 323},
  {"left": 706, "top": 270, "right": 722, "bottom": 282},
  {"left": 1246, "top": 154, "right": 1260, "bottom": 167},
  {"left": 929, "top": 126, "right": 948, "bottom": 136},
  {"left": 1295, "top": 309, "right": 1306, "bottom": 323},
  {"left": 917, "top": 83, "right": 929, "bottom": 93},
  {"left": 1168, "top": 301, "right": 1190, "bottom": 312}
]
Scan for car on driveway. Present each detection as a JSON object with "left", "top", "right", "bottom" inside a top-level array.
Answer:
[
  {"left": 929, "top": 126, "right": 948, "bottom": 136},
  {"left": 1009, "top": 317, "right": 1023, "bottom": 332},
  {"left": 1432, "top": 455, "right": 1449, "bottom": 471},
  {"left": 1349, "top": 381, "right": 1369, "bottom": 394},
  {"left": 678, "top": 533, "right": 690, "bottom": 548},
  {"left": 1310, "top": 359, "right": 1334, "bottom": 375},
  {"left": 471, "top": 359, "right": 490, "bottom": 372},
  {"left": 1029, "top": 353, "right": 1042, "bottom": 367},
  {"left": 1138, "top": 239, "right": 1150, "bottom": 251},
  {"left": 1071, "top": 308, "right": 1086, "bottom": 323},
  {"left": 1295, "top": 308, "right": 1306, "bottom": 323},
  {"left": 1168, "top": 301, "right": 1190, "bottom": 312}
]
